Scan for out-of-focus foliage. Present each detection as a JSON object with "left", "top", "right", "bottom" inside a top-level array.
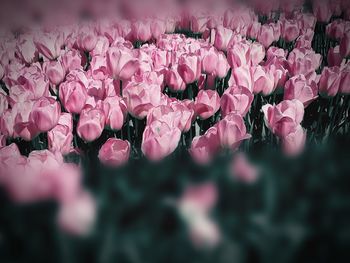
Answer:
[{"left": 1, "top": 136, "right": 349, "bottom": 263}]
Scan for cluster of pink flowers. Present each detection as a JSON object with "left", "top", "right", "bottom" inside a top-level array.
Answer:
[
  {"left": 0, "top": 0, "right": 349, "bottom": 241},
  {"left": 0, "top": 143, "right": 96, "bottom": 236}
]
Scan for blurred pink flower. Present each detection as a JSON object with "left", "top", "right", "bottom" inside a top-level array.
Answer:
[
  {"left": 58, "top": 191, "right": 96, "bottom": 236},
  {"left": 312, "top": 0, "right": 332, "bottom": 23},
  {"left": 282, "top": 125, "right": 307, "bottom": 156},
  {"left": 190, "top": 126, "right": 220, "bottom": 164},
  {"left": 231, "top": 153, "right": 259, "bottom": 183}
]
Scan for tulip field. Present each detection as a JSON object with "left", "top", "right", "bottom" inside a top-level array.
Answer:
[{"left": 0, "top": 0, "right": 350, "bottom": 262}]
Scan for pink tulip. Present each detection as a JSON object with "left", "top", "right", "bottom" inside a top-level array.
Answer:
[
  {"left": 327, "top": 46, "right": 343, "bottom": 67},
  {"left": 217, "top": 113, "right": 251, "bottom": 150},
  {"left": 48, "top": 113, "right": 73, "bottom": 155},
  {"left": 61, "top": 50, "right": 83, "bottom": 73},
  {"left": 132, "top": 20, "right": 152, "bottom": 42},
  {"left": 190, "top": 126, "right": 220, "bottom": 164},
  {"left": 215, "top": 51, "right": 230, "bottom": 78},
  {"left": 249, "top": 42, "right": 266, "bottom": 66},
  {"left": 58, "top": 191, "right": 96, "bottom": 236},
  {"left": 103, "top": 78, "right": 120, "bottom": 97},
  {"left": 12, "top": 101, "right": 39, "bottom": 141},
  {"left": 44, "top": 60, "right": 66, "bottom": 85},
  {"left": 77, "top": 105, "right": 105, "bottom": 142},
  {"left": 98, "top": 138, "right": 130, "bottom": 167},
  {"left": 169, "top": 100, "right": 194, "bottom": 132},
  {"left": 59, "top": 72, "right": 88, "bottom": 114},
  {"left": 231, "top": 153, "right": 259, "bottom": 183},
  {"left": 221, "top": 85, "right": 253, "bottom": 117},
  {"left": 34, "top": 31, "right": 63, "bottom": 60},
  {"left": 282, "top": 125, "right": 307, "bottom": 156},
  {"left": 288, "top": 48, "right": 322, "bottom": 78},
  {"left": 319, "top": 66, "right": 341, "bottom": 96},
  {"left": 340, "top": 31, "right": 350, "bottom": 58},
  {"left": 150, "top": 49, "right": 170, "bottom": 70},
  {"left": 0, "top": 143, "right": 25, "bottom": 184},
  {"left": 101, "top": 96, "right": 127, "bottom": 131},
  {"left": 262, "top": 99, "right": 304, "bottom": 138},
  {"left": 227, "top": 41, "right": 250, "bottom": 68},
  {"left": 141, "top": 119, "right": 181, "bottom": 161},
  {"left": 247, "top": 22, "right": 261, "bottom": 39},
  {"left": 106, "top": 46, "right": 139, "bottom": 80},
  {"left": 191, "top": 15, "right": 209, "bottom": 33},
  {"left": 284, "top": 74, "right": 318, "bottom": 106},
  {"left": 281, "top": 18, "right": 300, "bottom": 42},
  {"left": 213, "top": 26, "right": 234, "bottom": 51},
  {"left": 312, "top": 0, "right": 332, "bottom": 22},
  {"left": 266, "top": 47, "right": 287, "bottom": 59},
  {"left": 15, "top": 36, "right": 38, "bottom": 64},
  {"left": 0, "top": 135, "right": 5, "bottom": 148},
  {"left": 151, "top": 19, "right": 166, "bottom": 40},
  {"left": 0, "top": 109, "right": 16, "bottom": 138},
  {"left": 0, "top": 91, "right": 8, "bottom": 116},
  {"left": 297, "top": 12, "right": 317, "bottom": 32},
  {"left": 229, "top": 65, "right": 253, "bottom": 92},
  {"left": 326, "top": 20, "right": 346, "bottom": 40},
  {"left": 0, "top": 63, "right": 4, "bottom": 80},
  {"left": 29, "top": 97, "right": 61, "bottom": 132},
  {"left": 252, "top": 65, "right": 276, "bottom": 95},
  {"left": 257, "top": 24, "right": 275, "bottom": 48},
  {"left": 166, "top": 66, "right": 186, "bottom": 92},
  {"left": 339, "top": 65, "right": 350, "bottom": 94},
  {"left": 89, "top": 55, "right": 108, "bottom": 80},
  {"left": 146, "top": 105, "right": 182, "bottom": 130},
  {"left": 194, "top": 90, "right": 220, "bottom": 120},
  {"left": 264, "top": 56, "right": 289, "bottom": 88},
  {"left": 123, "top": 82, "right": 162, "bottom": 119},
  {"left": 178, "top": 54, "right": 201, "bottom": 84},
  {"left": 9, "top": 150, "right": 63, "bottom": 202},
  {"left": 76, "top": 26, "right": 98, "bottom": 52},
  {"left": 91, "top": 36, "right": 110, "bottom": 57},
  {"left": 54, "top": 163, "right": 82, "bottom": 203},
  {"left": 200, "top": 47, "right": 218, "bottom": 75},
  {"left": 5, "top": 65, "right": 49, "bottom": 100},
  {"left": 7, "top": 87, "right": 34, "bottom": 110},
  {"left": 295, "top": 33, "right": 314, "bottom": 50},
  {"left": 86, "top": 79, "right": 106, "bottom": 100}
]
